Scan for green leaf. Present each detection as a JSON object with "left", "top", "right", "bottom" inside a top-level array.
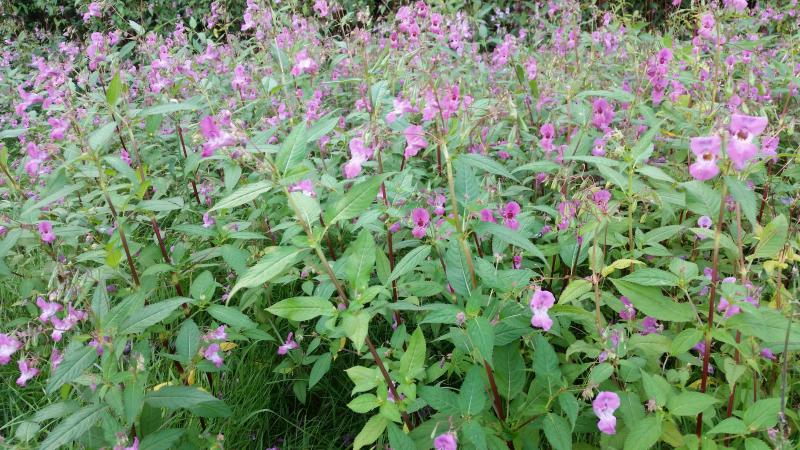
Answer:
[
  {"left": 190, "top": 270, "right": 216, "bottom": 301},
  {"left": 46, "top": 346, "right": 97, "bottom": 394},
  {"left": 743, "top": 398, "right": 780, "bottom": 430},
  {"left": 138, "top": 429, "right": 185, "bottom": 450},
  {"left": 632, "top": 122, "right": 661, "bottom": 165},
  {"left": 468, "top": 316, "right": 495, "bottom": 362},
  {"left": 323, "top": 174, "right": 392, "bottom": 226},
  {"left": 474, "top": 222, "right": 547, "bottom": 264},
  {"left": 175, "top": 319, "right": 201, "bottom": 363},
  {"left": 419, "top": 386, "right": 460, "bottom": 415},
  {"left": 229, "top": 247, "right": 308, "bottom": 299},
  {"left": 138, "top": 197, "right": 184, "bottom": 212},
  {"left": 558, "top": 279, "right": 592, "bottom": 304},
  {"left": 346, "top": 366, "right": 378, "bottom": 394},
  {"left": 387, "top": 245, "right": 431, "bottom": 283},
  {"left": 445, "top": 239, "right": 472, "bottom": 297},
  {"left": 347, "top": 393, "right": 379, "bottom": 413},
  {"left": 610, "top": 279, "right": 693, "bottom": 322},
  {"left": 533, "top": 333, "right": 559, "bottom": 375},
  {"left": 139, "top": 96, "right": 203, "bottom": 116},
  {"left": 89, "top": 121, "right": 117, "bottom": 151},
  {"left": 494, "top": 343, "right": 526, "bottom": 400},
  {"left": 670, "top": 328, "right": 704, "bottom": 356},
  {"left": 459, "top": 366, "right": 487, "bottom": 416},
  {"left": 462, "top": 421, "right": 488, "bottom": 450},
  {"left": 751, "top": 214, "right": 787, "bottom": 260},
  {"left": 39, "top": 405, "right": 107, "bottom": 450},
  {"left": 707, "top": 417, "right": 747, "bottom": 435},
  {"left": 309, "top": 353, "right": 332, "bottom": 389},
  {"left": 387, "top": 423, "right": 415, "bottom": 450},
  {"left": 347, "top": 230, "right": 376, "bottom": 291},
  {"left": 342, "top": 310, "right": 370, "bottom": 349},
  {"left": 624, "top": 416, "right": 662, "bottom": 450},
  {"left": 638, "top": 165, "right": 675, "bottom": 184},
  {"left": 621, "top": 268, "right": 680, "bottom": 287},
  {"left": 682, "top": 181, "right": 721, "bottom": 217},
  {"left": 106, "top": 72, "right": 123, "bottom": 106},
  {"left": 207, "top": 304, "right": 257, "bottom": 329},
  {"left": 744, "top": 438, "right": 772, "bottom": 450},
  {"left": 267, "top": 296, "right": 335, "bottom": 321},
  {"left": 724, "top": 176, "right": 757, "bottom": 229},
  {"left": 459, "top": 153, "right": 517, "bottom": 181},
  {"left": 558, "top": 392, "right": 579, "bottom": 427},
  {"left": 276, "top": 125, "right": 308, "bottom": 176},
  {"left": 667, "top": 391, "right": 719, "bottom": 416},
  {"left": 209, "top": 181, "right": 272, "bottom": 212},
  {"left": 289, "top": 191, "right": 320, "bottom": 227},
  {"left": 543, "top": 414, "right": 572, "bottom": 450},
  {"left": 353, "top": 415, "right": 388, "bottom": 450},
  {"left": 119, "top": 298, "right": 186, "bottom": 334},
  {"left": 399, "top": 327, "right": 426, "bottom": 381},
  {"left": 144, "top": 386, "right": 231, "bottom": 417}
]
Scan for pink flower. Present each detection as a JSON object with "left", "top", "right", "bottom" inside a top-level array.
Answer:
[
  {"left": 202, "top": 213, "right": 215, "bottom": 229},
  {"left": 290, "top": 49, "right": 319, "bottom": 77},
  {"left": 36, "top": 296, "right": 62, "bottom": 323},
  {"left": 689, "top": 136, "right": 721, "bottom": 181},
  {"left": 592, "top": 98, "right": 615, "bottom": 131},
  {"left": 717, "top": 297, "right": 741, "bottom": 318},
  {"left": 539, "top": 123, "right": 555, "bottom": 152},
  {"left": 761, "top": 136, "right": 779, "bottom": 159},
  {"left": 0, "top": 334, "right": 22, "bottom": 365},
  {"left": 48, "top": 117, "right": 70, "bottom": 140},
  {"left": 386, "top": 97, "right": 413, "bottom": 123},
  {"left": 728, "top": 114, "right": 768, "bottom": 170},
  {"left": 592, "top": 138, "right": 606, "bottom": 156},
  {"left": 500, "top": 201, "right": 521, "bottom": 230},
  {"left": 529, "top": 289, "right": 555, "bottom": 331},
  {"left": 82, "top": 2, "right": 102, "bottom": 22},
  {"left": 512, "top": 255, "right": 522, "bottom": 269},
  {"left": 205, "top": 325, "right": 227, "bottom": 341},
  {"left": 38, "top": 221, "right": 56, "bottom": 244},
  {"left": 479, "top": 208, "right": 496, "bottom": 223},
  {"left": 593, "top": 391, "right": 620, "bottom": 435},
  {"left": 343, "top": 138, "right": 373, "bottom": 179},
  {"left": 278, "top": 332, "right": 299, "bottom": 355},
  {"left": 640, "top": 317, "right": 662, "bottom": 335},
  {"left": 403, "top": 125, "right": 428, "bottom": 159},
  {"left": 697, "top": 215, "right": 713, "bottom": 229},
  {"left": 433, "top": 432, "right": 457, "bottom": 450},
  {"left": 313, "top": 0, "right": 329, "bottom": 16},
  {"left": 16, "top": 359, "right": 39, "bottom": 386},
  {"left": 114, "top": 437, "right": 139, "bottom": 450},
  {"left": 593, "top": 189, "right": 611, "bottom": 210},
  {"left": 199, "top": 116, "right": 237, "bottom": 158},
  {"left": 760, "top": 347, "right": 775, "bottom": 360},
  {"left": 50, "top": 348, "right": 64, "bottom": 371},
  {"left": 411, "top": 208, "right": 430, "bottom": 239},
  {"left": 289, "top": 179, "right": 317, "bottom": 197},
  {"left": 203, "top": 343, "right": 224, "bottom": 367},
  {"left": 619, "top": 296, "right": 636, "bottom": 321}
]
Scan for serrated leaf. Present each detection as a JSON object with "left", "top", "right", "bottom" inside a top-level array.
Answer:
[
  {"left": 209, "top": 181, "right": 272, "bottom": 212},
  {"left": 399, "top": 327, "right": 426, "bottom": 381},
  {"left": 459, "top": 153, "right": 517, "bottom": 181},
  {"left": 38, "top": 405, "right": 107, "bottom": 450},
  {"left": 387, "top": 245, "right": 430, "bottom": 283},
  {"left": 207, "top": 304, "right": 257, "bottom": 329},
  {"left": 467, "top": 316, "right": 495, "bottom": 362},
  {"left": 309, "top": 353, "right": 332, "bottom": 389},
  {"left": 267, "top": 296, "right": 335, "bottom": 321},
  {"left": 353, "top": 414, "right": 387, "bottom": 450},
  {"left": 458, "top": 366, "right": 487, "bottom": 416},
  {"left": 175, "top": 320, "right": 201, "bottom": 363},
  {"left": 229, "top": 247, "right": 307, "bottom": 299},
  {"left": 751, "top": 214, "right": 787, "bottom": 260},
  {"left": 624, "top": 415, "right": 661, "bottom": 450},
  {"left": 119, "top": 298, "right": 186, "bottom": 334},
  {"left": 543, "top": 414, "right": 572, "bottom": 450},
  {"left": 724, "top": 176, "right": 757, "bottom": 229},
  {"left": 323, "top": 174, "right": 392, "bottom": 226},
  {"left": 667, "top": 391, "right": 719, "bottom": 416},
  {"left": 610, "top": 279, "right": 693, "bottom": 322},
  {"left": 46, "top": 346, "right": 97, "bottom": 394},
  {"left": 89, "top": 121, "right": 117, "bottom": 151}
]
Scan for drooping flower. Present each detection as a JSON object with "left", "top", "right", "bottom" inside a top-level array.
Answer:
[
  {"left": 199, "top": 116, "right": 237, "bottom": 158},
  {"left": 343, "top": 137, "right": 373, "bottom": 179},
  {"left": 202, "top": 213, "right": 215, "bottom": 229},
  {"left": 512, "top": 255, "right": 522, "bottom": 269},
  {"left": 728, "top": 114, "right": 768, "bottom": 170},
  {"left": 16, "top": 359, "right": 40, "bottom": 386},
  {"left": 48, "top": 117, "right": 70, "bottom": 141},
  {"left": 277, "top": 332, "right": 299, "bottom": 355},
  {"left": 288, "top": 179, "right": 317, "bottom": 197},
  {"left": 38, "top": 221, "right": 56, "bottom": 244},
  {"left": 290, "top": 49, "right": 319, "bottom": 77},
  {"left": 386, "top": 96, "right": 413, "bottom": 123},
  {"left": 592, "top": 391, "right": 621, "bottom": 435},
  {"left": 479, "top": 208, "right": 496, "bottom": 223},
  {"left": 591, "top": 98, "right": 615, "bottom": 131},
  {"left": 50, "top": 348, "right": 64, "bottom": 371},
  {"left": 539, "top": 123, "right": 555, "bottom": 152},
  {"left": 593, "top": 190, "right": 612, "bottom": 211},
  {"left": 529, "top": 289, "right": 555, "bottom": 331},
  {"left": 592, "top": 137, "right": 606, "bottom": 156},
  {"left": 0, "top": 334, "right": 22, "bottom": 365},
  {"left": 313, "top": 0, "right": 329, "bottom": 17},
  {"left": 433, "top": 431, "right": 458, "bottom": 450},
  {"left": 760, "top": 347, "right": 775, "bottom": 360},
  {"left": 205, "top": 325, "right": 227, "bottom": 341},
  {"left": 36, "top": 296, "right": 62, "bottom": 323},
  {"left": 697, "top": 216, "right": 713, "bottom": 229},
  {"left": 203, "top": 343, "right": 224, "bottom": 367},
  {"left": 500, "top": 201, "right": 521, "bottom": 230},
  {"left": 619, "top": 296, "right": 636, "bottom": 321},
  {"left": 717, "top": 297, "right": 741, "bottom": 318},
  {"left": 689, "top": 135, "right": 721, "bottom": 181},
  {"left": 411, "top": 208, "right": 430, "bottom": 239},
  {"left": 403, "top": 125, "right": 428, "bottom": 159},
  {"left": 82, "top": 2, "right": 102, "bottom": 22}
]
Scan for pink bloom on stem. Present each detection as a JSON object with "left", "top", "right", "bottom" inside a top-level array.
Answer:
[
  {"left": 689, "top": 135, "right": 721, "bottom": 181},
  {"left": 289, "top": 179, "right": 317, "bottom": 197},
  {"left": 728, "top": 114, "right": 768, "bottom": 170},
  {"left": 38, "top": 221, "right": 56, "bottom": 243},
  {"left": 36, "top": 296, "right": 62, "bottom": 323},
  {"left": 16, "top": 359, "right": 40, "bottom": 386},
  {"left": 591, "top": 98, "right": 615, "bottom": 131},
  {"left": 619, "top": 296, "right": 636, "bottom": 321},
  {"left": 539, "top": 123, "right": 555, "bottom": 152},
  {"left": 278, "top": 332, "right": 299, "bottom": 355},
  {"left": 403, "top": 125, "right": 428, "bottom": 159},
  {"left": 593, "top": 189, "right": 611, "bottom": 210},
  {"left": 592, "top": 138, "right": 606, "bottom": 156},
  {"left": 290, "top": 49, "right": 319, "bottom": 77},
  {"left": 529, "top": 289, "right": 555, "bottom": 331},
  {"left": 203, "top": 343, "right": 224, "bottom": 367},
  {"left": 411, "top": 208, "right": 430, "bottom": 239},
  {"left": 0, "top": 334, "right": 22, "bottom": 365},
  {"left": 593, "top": 391, "right": 620, "bottom": 435},
  {"left": 433, "top": 432, "right": 457, "bottom": 450},
  {"left": 717, "top": 297, "right": 741, "bottom": 318},
  {"left": 83, "top": 2, "right": 102, "bottom": 22},
  {"left": 343, "top": 138, "right": 373, "bottom": 179},
  {"left": 206, "top": 325, "right": 227, "bottom": 341},
  {"left": 761, "top": 136, "right": 779, "bottom": 158},
  {"left": 512, "top": 255, "right": 522, "bottom": 269},
  {"left": 386, "top": 96, "right": 413, "bottom": 123},
  {"left": 199, "top": 116, "right": 236, "bottom": 158},
  {"left": 202, "top": 213, "right": 215, "bottom": 229},
  {"left": 48, "top": 117, "right": 69, "bottom": 140},
  {"left": 313, "top": 0, "right": 329, "bottom": 16},
  {"left": 760, "top": 348, "right": 775, "bottom": 360},
  {"left": 479, "top": 208, "right": 496, "bottom": 223},
  {"left": 50, "top": 348, "right": 64, "bottom": 371},
  {"left": 500, "top": 201, "right": 520, "bottom": 230},
  {"left": 640, "top": 317, "right": 662, "bottom": 335},
  {"left": 697, "top": 215, "right": 713, "bottom": 229}
]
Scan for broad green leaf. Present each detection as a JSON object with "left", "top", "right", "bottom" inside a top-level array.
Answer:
[
  {"left": 666, "top": 391, "right": 719, "bottom": 416},
  {"left": 601, "top": 258, "right": 644, "bottom": 277},
  {"left": 353, "top": 415, "right": 388, "bottom": 450},
  {"left": 145, "top": 386, "right": 231, "bottom": 417},
  {"left": 743, "top": 398, "right": 780, "bottom": 430},
  {"left": 139, "top": 96, "right": 203, "bottom": 116},
  {"left": 458, "top": 366, "right": 487, "bottom": 416},
  {"left": 138, "top": 429, "right": 185, "bottom": 450},
  {"left": 387, "top": 423, "right": 415, "bottom": 450},
  {"left": 467, "top": 316, "right": 495, "bottom": 362},
  {"left": 751, "top": 214, "right": 787, "bottom": 260},
  {"left": 229, "top": 247, "right": 308, "bottom": 299},
  {"left": 346, "top": 366, "right": 378, "bottom": 394},
  {"left": 190, "top": 270, "right": 216, "bottom": 301},
  {"left": 624, "top": 416, "right": 662, "bottom": 450},
  {"left": 474, "top": 222, "right": 547, "bottom": 264},
  {"left": 399, "top": 327, "right": 426, "bottom": 381},
  {"left": 347, "top": 393, "right": 379, "bottom": 413},
  {"left": 621, "top": 268, "right": 679, "bottom": 287},
  {"left": 543, "top": 414, "right": 572, "bottom": 450},
  {"left": 682, "top": 181, "right": 721, "bottom": 217},
  {"left": 445, "top": 239, "right": 472, "bottom": 297},
  {"left": 309, "top": 353, "right": 332, "bottom": 389},
  {"left": 207, "top": 304, "right": 257, "bottom": 329},
  {"left": 462, "top": 421, "right": 488, "bottom": 450},
  {"left": 610, "top": 279, "right": 693, "bottom": 322},
  {"left": 347, "top": 230, "right": 376, "bottom": 291},
  {"left": 46, "top": 346, "right": 97, "bottom": 394},
  {"left": 209, "top": 181, "right": 272, "bottom": 212},
  {"left": 106, "top": 72, "right": 123, "bottom": 106},
  {"left": 724, "top": 176, "right": 757, "bottom": 229},
  {"left": 267, "top": 296, "right": 335, "bottom": 321},
  {"left": 707, "top": 417, "right": 747, "bottom": 435},
  {"left": 39, "top": 405, "right": 108, "bottom": 450},
  {"left": 558, "top": 279, "right": 592, "bottom": 304},
  {"left": 119, "top": 298, "right": 187, "bottom": 334},
  {"left": 342, "top": 310, "right": 370, "bottom": 349},
  {"left": 289, "top": 191, "right": 321, "bottom": 227},
  {"left": 89, "top": 121, "right": 117, "bottom": 151},
  {"left": 533, "top": 333, "right": 559, "bottom": 375},
  {"left": 138, "top": 197, "right": 184, "bottom": 212},
  {"left": 323, "top": 174, "right": 392, "bottom": 226},
  {"left": 494, "top": 343, "right": 526, "bottom": 400},
  {"left": 175, "top": 319, "right": 201, "bottom": 363},
  {"left": 276, "top": 124, "right": 308, "bottom": 176},
  {"left": 459, "top": 153, "right": 517, "bottom": 181},
  {"left": 670, "top": 328, "right": 704, "bottom": 356},
  {"left": 387, "top": 245, "right": 430, "bottom": 283}
]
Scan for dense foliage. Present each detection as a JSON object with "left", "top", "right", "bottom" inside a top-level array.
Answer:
[{"left": 1, "top": 0, "right": 799, "bottom": 449}]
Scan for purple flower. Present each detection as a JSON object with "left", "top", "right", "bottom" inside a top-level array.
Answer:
[
  {"left": 640, "top": 317, "right": 662, "bottom": 335},
  {"left": 760, "top": 347, "right": 775, "bottom": 361},
  {"left": 202, "top": 213, "right": 215, "bottom": 229},
  {"left": 592, "top": 138, "right": 606, "bottom": 156},
  {"left": 593, "top": 189, "right": 612, "bottom": 211},
  {"left": 728, "top": 114, "right": 768, "bottom": 170},
  {"left": 433, "top": 432, "right": 457, "bottom": 450},
  {"left": 36, "top": 297, "right": 62, "bottom": 323},
  {"left": 313, "top": 0, "right": 329, "bottom": 17},
  {"left": 529, "top": 289, "right": 555, "bottom": 331},
  {"left": 591, "top": 98, "right": 615, "bottom": 131},
  {"left": 411, "top": 208, "right": 430, "bottom": 239},
  {"left": 500, "top": 201, "right": 521, "bottom": 231},
  {"left": 38, "top": 221, "right": 56, "bottom": 243},
  {"left": 50, "top": 348, "right": 64, "bottom": 371},
  {"left": 512, "top": 255, "right": 522, "bottom": 269},
  {"left": 206, "top": 325, "right": 227, "bottom": 341},
  {"left": 403, "top": 125, "right": 428, "bottom": 159},
  {"left": 82, "top": 2, "right": 102, "bottom": 22},
  {"left": 689, "top": 136, "right": 721, "bottom": 181},
  {"left": 343, "top": 138, "right": 373, "bottom": 179},
  {"left": 455, "top": 312, "right": 466, "bottom": 326},
  {"left": 479, "top": 208, "right": 496, "bottom": 223},
  {"left": 697, "top": 216, "right": 713, "bottom": 229},
  {"left": 203, "top": 343, "right": 224, "bottom": 367},
  {"left": 717, "top": 297, "right": 741, "bottom": 318},
  {"left": 761, "top": 136, "right": 779, "bottom": 159},
  {"left": 539, "top": 123, "right": 555, "bottom": 152},
  {"left": 288, "top": 179, "right": 317, "bottom": 197},
  {"left": 619, "top": 296, "right": 636, "bottom": 321},
  {"left": 16, "top": 359, "right": 39, "bottom": 386},
  {"left": 278, "top": 332, "right": 299, "bottom": 355},
  {"left": 386, "top": 96, "right": 413, "bottom": 123},
  {"left": 593, "top": 391, "right": 620, "bottom": 435},
  {"left": 0, "top": 334, "right": 22, "bottom": 365},
  {"left": 290, "top": 49, "right": 319, "bottom": 77},
  {"left": 199, "top": 116, "right": 237, "bottom": 158},
  {"left": 48, "top": 117, "right": 70, "bottom": 141}
]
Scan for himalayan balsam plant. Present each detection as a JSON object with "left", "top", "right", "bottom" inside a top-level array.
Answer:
[{"left": 0, "top": 0, "right": 799, "bottom": 449}]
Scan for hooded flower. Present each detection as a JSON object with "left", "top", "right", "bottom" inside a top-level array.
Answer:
[
  {"left": 433, "top": 432, "right": 457, "bottom": 450},
  {"left": 717, "top": 297, "right": 741, "bottom": 318},
  {"left": 36, "top": 297, "right": 62, "bottom": 323},
  {"left": 403, "top": 125, "right": 428, "bottom": 159},
  {"left": 38, "top": 221, "right": 56, "bottom": 244},
  {"left": 199, "top": 116, "right": 237, "bottom": 158},
  {"left": 500, "top": 201, "right": 521, "bottom": 230},
  {"left": 16, "top": 359, "right": 40, "bottom": 386},
  {"left": 479, "top": 208, "right": 496, "bottom": 223},
  {"left": 411, "top": 208, "right": 430, "bottom": 239},
  {"left": 591, "top": 98, "right": 615, "bottom": 131},
  {"left": 290, "top": 49, "right": 319, "bottom": 77},
  {"left": 0, "top": 334, "right": 22, "bottom": 365},
  {"left": 203, "top": 343, "right": 224, "bottom": 367},
  {"left": 689, "top": 135, "right": 721, "bottom": 181},
  {"left": 278, "top": 332, "right": 299, "bottom": 355},
  {"left": 619, "top": 296, "right": 636, "bottom": 321},
  {"left": 728, "top": 114, "right": 768, "bottom": 170},
  {"left": 593, "top": 391, "right": 620, "bottom": 435},
  {"left": 529, "top": 289, "right": 555, "bottom": 331},
  {"left": 289, "top": 179, "right": 317, "bottom": 197},
  {"left": 343, "top": 138, "right": 373, "bottom": 179}
]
